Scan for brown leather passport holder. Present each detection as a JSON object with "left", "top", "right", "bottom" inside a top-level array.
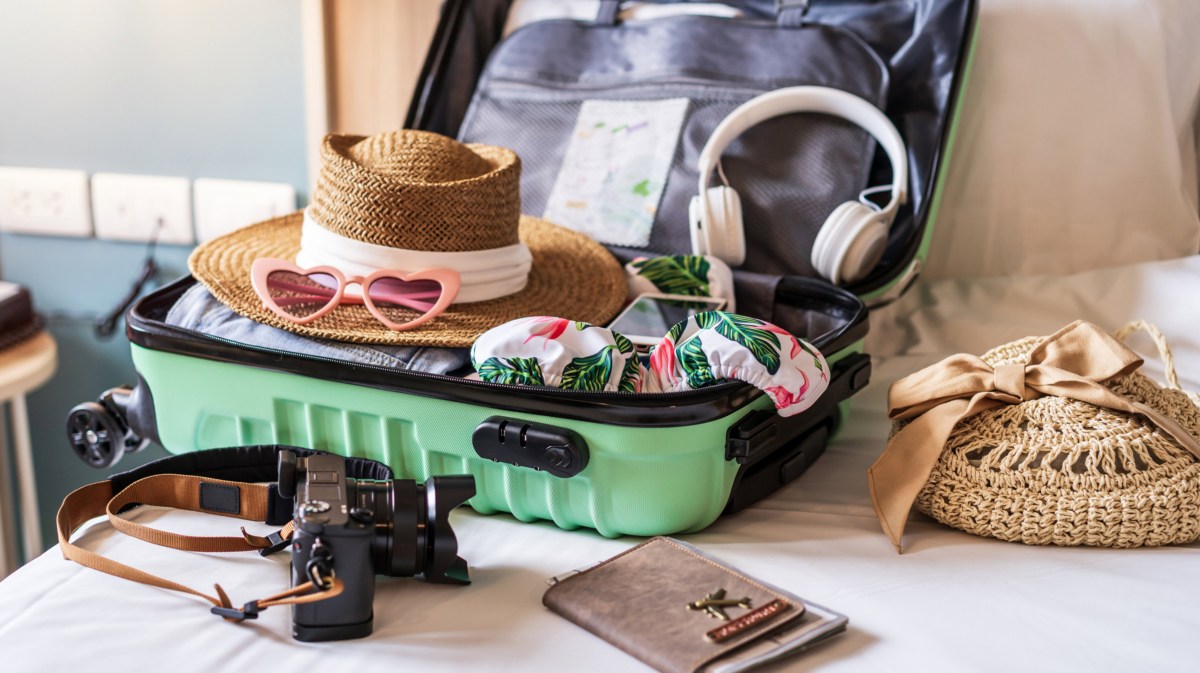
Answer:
[{"left": 543, "top": 537, "right": 846, "bottom": 673}]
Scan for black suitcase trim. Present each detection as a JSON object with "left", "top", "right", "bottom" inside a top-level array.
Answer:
[{"left": 127, "top": 276, "right": 868, "bottom": 429}]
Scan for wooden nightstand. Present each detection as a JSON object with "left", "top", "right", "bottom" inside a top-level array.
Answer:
[{"left": 0, "top": 331, "right": 56, "bottom": 575}]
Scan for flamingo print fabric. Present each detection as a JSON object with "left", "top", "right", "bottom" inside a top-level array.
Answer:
[
  {"left": 470, "top": 316, "right": 643, "bottom": 392},
  {"left": 641, "top": 311, "right": 829, "bottom": 416},
  {"left": 471, "top": 312, "right": 828, "bottom": 416}
]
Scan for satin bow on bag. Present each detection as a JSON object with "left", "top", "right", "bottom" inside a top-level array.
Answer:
[{"left": 868, "top": 320, "right": 1200, "bottom": 552}]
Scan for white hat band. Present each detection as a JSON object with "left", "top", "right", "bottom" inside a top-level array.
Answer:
[{"left": 297, "top": 212, "right": 533, "bottom": 303}]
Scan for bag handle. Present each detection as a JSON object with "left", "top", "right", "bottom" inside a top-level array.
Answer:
[
  {"left": 591, "top": 1, "right": 808, "bottom": 26},
  {"left": 597, "top": 0, "right": 620, "bottom": 23},
  {"left": 1114, "top": 320, "right": 1200, "bottom": 406},
  {"left": 57, "top": 473, "right": 339, "bottom": 623},
  {"left": 776, "top": 0, "right": 810, "bottom": 26}
]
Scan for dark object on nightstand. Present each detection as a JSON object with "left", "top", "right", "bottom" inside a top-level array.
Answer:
[{"left": 0, "top": 281, "right": 43, "bottom": 352}]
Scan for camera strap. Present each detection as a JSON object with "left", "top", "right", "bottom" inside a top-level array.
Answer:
[{"left": 57, "top": 472, "right": 341, "bottom": 623}]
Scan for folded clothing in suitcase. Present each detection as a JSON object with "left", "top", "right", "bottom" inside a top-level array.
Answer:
[{"left": 68, "top": 0, "right": 977, "bottom": 538}]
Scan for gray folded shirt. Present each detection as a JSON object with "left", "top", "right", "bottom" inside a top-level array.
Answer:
[{"left": 165, "top": 283, "right": 471, "bottom": 375}]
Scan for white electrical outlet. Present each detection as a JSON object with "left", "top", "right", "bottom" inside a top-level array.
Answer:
[
  {"left": 92, "top": 173, "right": 194, "bottom": 245},
  {"left": 194, "top": 178, "right": 297, "bottom": 242},
  {"left": 0, "top": 166, "right": 93, "bottom": 237}
]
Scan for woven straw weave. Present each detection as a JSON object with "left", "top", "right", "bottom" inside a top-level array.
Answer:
[
  {"left": 912, "top": 323, "right": 1200, "bottom": 548},
  {"left": 308, "top": 132, "right": 522, "bottom": 252}
]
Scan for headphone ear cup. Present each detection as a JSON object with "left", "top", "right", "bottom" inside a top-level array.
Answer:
[
  {"left": 700, "top": 186, "right": 745, "bottom": 266},
  {"left": 811, "top": 201, "right": 859, "bottom": 283},
  {"left": 838, "top": 217, "right": 888, "bottom": 285},
  {"left": 811, "top": 201, "right": 885, "bottom": 285}
]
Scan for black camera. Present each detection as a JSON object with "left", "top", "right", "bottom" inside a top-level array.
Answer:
[{"left": 277, "top": 450, "right": 475, "bottom": 642}]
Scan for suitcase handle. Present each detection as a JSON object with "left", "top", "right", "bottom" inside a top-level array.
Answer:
[
  {"left": 723, "top": 352, "right": 871, "bottom": 512},
  {"left": 726, "top": 351, "right": 870, "bottom": 463},
  {"left": 593, "top": 0, "right": 810, "bottom": 26}
]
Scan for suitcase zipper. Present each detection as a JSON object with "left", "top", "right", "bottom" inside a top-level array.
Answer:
[
  {"left": 484, "top": 77, "right": 771, "bottom": 92},
  {"left": 125, "top": 277, "right": 865, "bottom": 424},
  {"left": 146, "top": 322, "right": 745, "bottom": 404},
  {"left": 477, "top": 77, "right": 772, "bottom": 100}
]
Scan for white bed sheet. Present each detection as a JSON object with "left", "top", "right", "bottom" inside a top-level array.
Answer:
[{"left": 2, "top": 255, "right": 1197, "bottom": 672}]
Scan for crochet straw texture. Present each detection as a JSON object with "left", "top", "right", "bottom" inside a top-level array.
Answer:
[{"left": 912, "top": 332, "right": 1200, "bottom": 548}]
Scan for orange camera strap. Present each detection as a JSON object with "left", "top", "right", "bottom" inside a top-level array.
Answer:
[{"left": 56, "top": 473, "right": 342, "bottom": 622}]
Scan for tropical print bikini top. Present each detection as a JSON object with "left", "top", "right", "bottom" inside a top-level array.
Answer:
[{"left": 469, "top": 311, "right": 829, "bottom": 417}]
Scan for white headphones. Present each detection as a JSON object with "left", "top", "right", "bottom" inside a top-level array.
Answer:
[{"left": 688, "top": 86, "right": 908, "bottom": 285}]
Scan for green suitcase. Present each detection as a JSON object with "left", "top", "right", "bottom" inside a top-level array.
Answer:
[{"left": 66, "top": 0, "right": 976, "bottom": 538}]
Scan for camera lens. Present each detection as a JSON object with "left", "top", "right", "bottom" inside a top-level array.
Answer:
[{"left": 346, "top": 476, "right": 474, "bottom": 584}]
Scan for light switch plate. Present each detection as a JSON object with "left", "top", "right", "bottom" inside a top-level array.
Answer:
[
  {"left": 92, "top": 173, "right": 194, "bottom": 245},
  {"left": 0, "top": 166, "right": 93, "bottom": 237},
  {"left": 194, "top": 178, "right": 297, "bottom": 242}
]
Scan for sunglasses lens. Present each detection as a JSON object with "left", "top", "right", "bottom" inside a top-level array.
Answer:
[
  {"left": 265, "top": 270, "right": 339, "bottom": 320},
  {"left": 366, "top": 276, "right": 446, "bottom": 324}
]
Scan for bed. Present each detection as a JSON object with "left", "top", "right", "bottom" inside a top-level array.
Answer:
[
  {"left": 3, "top": 255, "right": 1198, "bottom": 671},
  {"left": 2, "top": 0, "right": 1198, "bottom": 670}
]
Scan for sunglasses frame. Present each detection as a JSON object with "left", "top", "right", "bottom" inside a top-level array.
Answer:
[{"left": 250, "top": 258, "right": 461, "bottom": 332}]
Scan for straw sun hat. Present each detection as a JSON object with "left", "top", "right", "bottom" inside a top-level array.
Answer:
[
  {"left": 871, "top": 320, "right": 1200, "bottom": 550},
  {"left": 190, "top": 130, "right": 626, "bottom": 348}
]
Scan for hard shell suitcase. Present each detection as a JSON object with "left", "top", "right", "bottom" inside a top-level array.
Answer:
[{"left": 66, "top": 0, "right": 977, "bottom": 538}]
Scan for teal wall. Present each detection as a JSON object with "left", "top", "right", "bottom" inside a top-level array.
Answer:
[{"left": 0, "top": 0, "right": 308, "bottom": 552}]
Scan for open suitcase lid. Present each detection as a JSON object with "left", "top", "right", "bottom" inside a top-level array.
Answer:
[{"left": 406, "top": 0, "right": 978, "bottom": 303}]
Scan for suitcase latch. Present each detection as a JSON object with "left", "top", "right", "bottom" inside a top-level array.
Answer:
[{"left": 725, "top": 409, "right": 779, "bottom": 463}]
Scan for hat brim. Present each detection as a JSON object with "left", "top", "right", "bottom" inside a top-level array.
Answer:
[{"left": 189, "top": 212, "right": 627, "bottom": 348}]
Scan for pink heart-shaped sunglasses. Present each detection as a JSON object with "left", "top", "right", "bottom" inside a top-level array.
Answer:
[{"left": 250, "top": 258, "right": 461, "bottom": 331}]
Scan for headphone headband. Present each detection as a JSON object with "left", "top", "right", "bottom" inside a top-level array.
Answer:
[{"left": 696, "top": 86, "right": 908, "bottom": 218}]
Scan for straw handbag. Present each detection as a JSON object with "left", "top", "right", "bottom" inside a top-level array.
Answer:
[{"left": 870, "top": 320, "right": 1200, "bottom": 550}]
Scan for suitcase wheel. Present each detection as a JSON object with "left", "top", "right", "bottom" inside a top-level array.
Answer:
[{"left": 66, "top": 397, "right": 146, "bottom": 468}]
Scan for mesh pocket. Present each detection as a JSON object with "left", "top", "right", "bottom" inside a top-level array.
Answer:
[
  {"left": 460, "top": 82, "right": 876, "bottom": 277},
  {"left": 457, "top": 14, "right": 888, "bottom": 278}
]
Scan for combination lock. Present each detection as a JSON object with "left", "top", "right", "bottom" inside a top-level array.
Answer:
[{"left": 471, "top": 416, "right": 589, "bottom": 478}]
